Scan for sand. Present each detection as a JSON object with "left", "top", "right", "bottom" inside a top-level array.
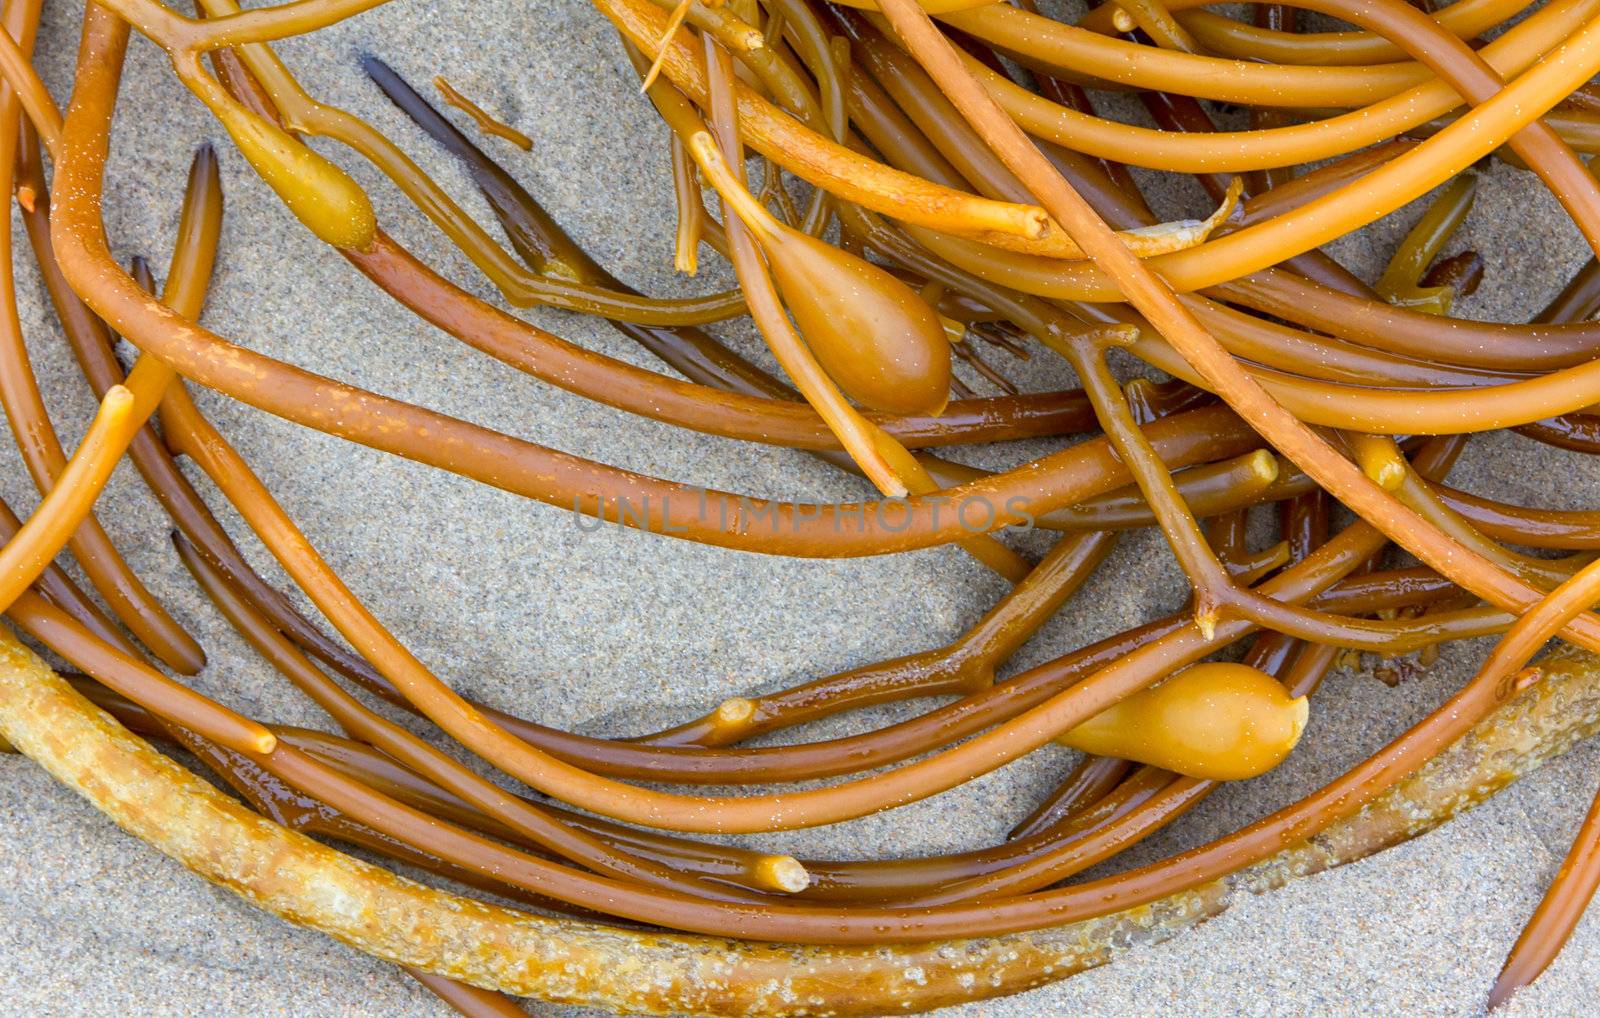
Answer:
[{"left": 1, "top": 0, "right": 1599, "bottom": 1014}]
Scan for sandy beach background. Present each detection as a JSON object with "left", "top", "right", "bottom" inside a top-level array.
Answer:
[{"left": 2, "top": 0, "right": 1599, "bottom": 1014}]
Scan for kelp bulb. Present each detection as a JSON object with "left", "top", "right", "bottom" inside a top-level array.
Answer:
[
  {"left": 689, "top": 131, "right": 951, "bottom": 416},
  {"left": 215, "top": 103, "right": 377, "bottom": 251},
  {"left": 764, "top": 226, "right": 952, "bottom": 416},
  {"left": 1058, "top": 663, "right": 1309, "bottom": 781}
]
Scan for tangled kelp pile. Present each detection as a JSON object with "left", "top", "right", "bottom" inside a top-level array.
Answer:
[{"left": 5, "top": 0, "right": 1600, "bottom": 1014}]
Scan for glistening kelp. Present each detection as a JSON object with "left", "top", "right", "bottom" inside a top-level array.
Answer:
[{"left": 0, "top": 0, "right": 1599, "bottom": 1014}]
